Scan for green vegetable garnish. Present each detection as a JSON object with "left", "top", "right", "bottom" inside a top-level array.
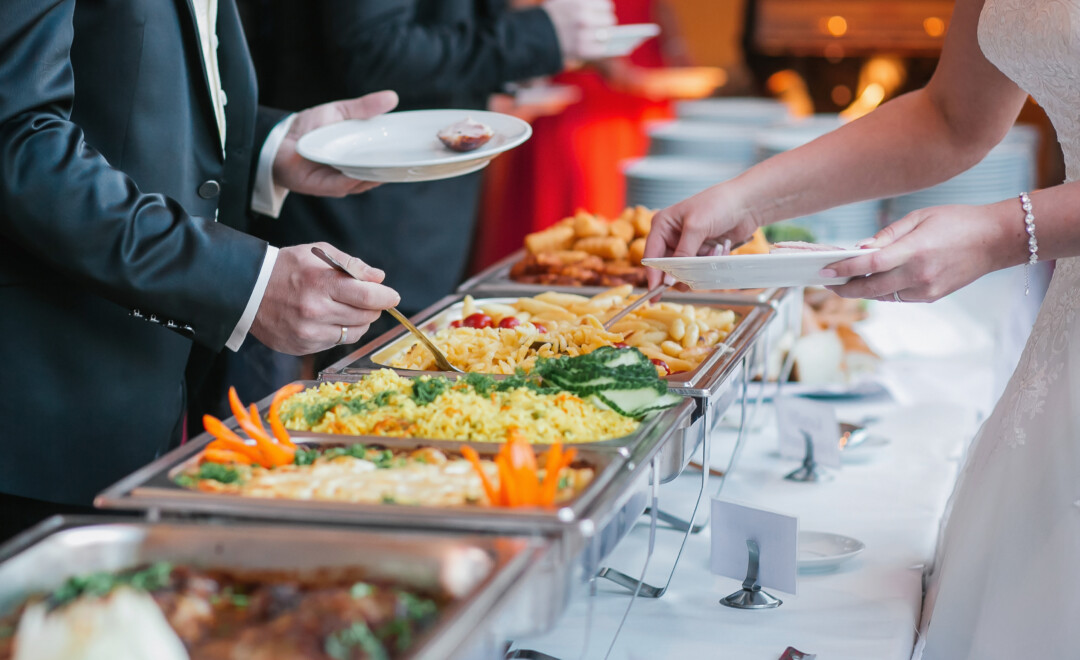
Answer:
[
  {"left": 350, "top": 582, "right": 375, "bottom": 599},
  {"left": 196, "top": 462, "right": 241, "bottom": 484},
  {"left": 48, "top": 562, "right": 174, "bottom": 609},
  {"left": 410, "top": 376, "right": 450, "bottom": 405},
  {"left": 325, "top": 622, "right": 389, "bottom": 660},
  {"left": 763, "top": 223, "right": 816, "bottom": 244},
  {"left": 396, "top": 591, "right": 438, "bottom": 621}
]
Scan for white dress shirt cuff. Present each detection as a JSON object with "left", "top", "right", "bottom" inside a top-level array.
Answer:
[
  {"left": 251, "top": 114, "right": 296, "bottom": 218},
  {"left": 226, "top": 245, "right": 279, "bottom": 351}
]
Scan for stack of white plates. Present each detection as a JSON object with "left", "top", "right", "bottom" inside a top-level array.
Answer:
[
  {"left": 647, "top": 121, "right": 761, "bottom": 166},
  {"left": 885, "top": 124, "right": 1038, "bottom": 221},
  {"left": 752, "top": 114, "right": 881, "bottom": 244},
  {"left": 675, "top": 97, "right": 792, "bottom": 125},
  {"left": 623, "top": 157, "right": 746, "bottom": 210}
]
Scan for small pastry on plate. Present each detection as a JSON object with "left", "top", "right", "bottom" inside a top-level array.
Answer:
[{"left": 437, "top": 117, "right": 495, "bottom": 152}]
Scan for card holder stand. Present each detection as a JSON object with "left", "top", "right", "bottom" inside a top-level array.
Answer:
[{"left": 720, "top": 539, "right": 783, "bottom": 609}]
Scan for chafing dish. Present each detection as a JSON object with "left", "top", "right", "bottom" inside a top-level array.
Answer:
[
  {"left": 457, "top": 248, "right": 783, "bottom": 305},
  {"left": 321, "top": 289, "right": 776, "bottom": 481},
  {"left": 0, "top": 516, "right": 552, "bottom": 659}
]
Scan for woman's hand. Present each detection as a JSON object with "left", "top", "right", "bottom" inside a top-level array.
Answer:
[
  {"left": 643, "top": 183, "right": 760, "bottom": 288},
  {"left": 823, "top": 203, "right": 1016, "bottom": 302}
]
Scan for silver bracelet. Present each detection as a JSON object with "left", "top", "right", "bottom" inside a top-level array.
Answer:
[{"left": 1020, "top": 192, "right": 1038, "bottom": 295}]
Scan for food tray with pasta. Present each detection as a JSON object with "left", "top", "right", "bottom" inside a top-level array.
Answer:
[
  {"left": 324, "top": 288, "right": 775, "bottom": 396},
  {"left": 0, "top": 517, "right": 557, "bottom": 659}
]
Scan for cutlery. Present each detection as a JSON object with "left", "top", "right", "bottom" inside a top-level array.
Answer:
[
  {"left": 601, "top": 282, "right": 672, "bottom": 330},
  {"left": 310, "top": 247, "right": 463, "bottom": 373}
]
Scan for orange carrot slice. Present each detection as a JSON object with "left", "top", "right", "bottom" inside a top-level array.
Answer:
[
  {"left": 540, "top": 443, "right": 564, "bottom": 506},
  {"left": 228, "top": 387, "right": 251, "bottom": 425},
  {"left": 460, "top": 445, "right": 499, "bottom": 506},
  {"left": 205, "top": 438, "right": 262, "bottom": 464},
  {"left": 249, "top": 404, "right": 267, "bottom": 435},
  {"left": 202, "top": 448, "right": 254, "bottom": 465},
  {"left": 236, "top": 416, "right": 294, "bottom": 467},
  {"left": 495, "top": 455, "right": 518, "bottom": 506},
  {"left": 268, "top": 383, "right": 304, "bottom": 449}
]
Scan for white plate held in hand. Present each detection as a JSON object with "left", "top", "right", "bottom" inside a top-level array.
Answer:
[
  {"left": 296, "top": 109, "right": 531, "bottom": 183},
  {"left": 642, "top": 248, "right": 877, "bottom": 290},
  {"left": 603, "top": 23, "right": 661, "bottom": 57},
  {"left": 798, "top": 531, "right": 865, "bottom": 572}
]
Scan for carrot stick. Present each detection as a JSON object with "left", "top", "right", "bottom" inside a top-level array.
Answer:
[
  {"left": 495, "top": 455, "right": 518, "bottom": 507},
  {"left": 228, "top": 387, "right": 251, "bottom": 425},
  {"left": 236, "top": 416, "right": 294, "bottom": 467},
  {"left": 202, "top": 448, "right": 254, "bottom": 465},
  {"left": 206, "top": 438, "right": 263, "bottom": 463},
  {"left": 460, "top": 445, "right": 499, "bottom": 506},
  {"left": 540, "top": 443, "right": 563, "bottom": 506},
  {"left": 204, "top": 416, "right": 273, "bottom": 467},
  {"left": 268, "top": 383, "right": 304, "bottom": 449},
  {"left": 249, "top": 404, "right": 267, "bottom": 435}
]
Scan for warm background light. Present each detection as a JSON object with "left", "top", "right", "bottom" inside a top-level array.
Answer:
[
  {"left": 923, "top": 16, "right": 946, "bottom": 37},
  {"left": 826, "top": 15, "right": 848, "bottom": 37}
]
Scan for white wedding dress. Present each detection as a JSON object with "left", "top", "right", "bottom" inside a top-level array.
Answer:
[{"left": 914, "top": 1, "right": 1080, "bottom": 657}]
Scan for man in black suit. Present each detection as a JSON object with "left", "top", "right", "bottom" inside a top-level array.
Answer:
[
  {"left": 220, "top": 0, "right": 615, "bottom": 400},
  {"left": 0, "top": 0, "right": 401, "bottom": 538}
]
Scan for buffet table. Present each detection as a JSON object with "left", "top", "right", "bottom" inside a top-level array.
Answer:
[{"left": 514, "top": 267, "right": 1036, "bottom": 660}]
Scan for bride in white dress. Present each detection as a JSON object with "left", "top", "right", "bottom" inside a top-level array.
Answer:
[{"left": 643, "top": 0, "right": 1080, "bottom": 656}]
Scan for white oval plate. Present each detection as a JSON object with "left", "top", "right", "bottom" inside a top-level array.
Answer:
[
  {"left": 296, "top": 109, "right": 532, "bottom": 183},
  {"left": 642, "top": 248, "right": 876, "bottom": 290},
  {"left": 798, "top": 531, "right": 865, "bottom": 572},
  {"left": 605, "top": 23, "right": 661, "bottom": 57}
]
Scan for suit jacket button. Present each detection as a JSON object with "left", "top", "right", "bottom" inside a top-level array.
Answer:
[{"left": 198, "top": 180, "right": 221, "bottom": 199}]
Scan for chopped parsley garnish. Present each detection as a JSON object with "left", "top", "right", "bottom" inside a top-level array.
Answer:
[
  {"left": 381, "top": 494, "right": 396, "bottom": 504},
  {"left": 350, "top": 582, "right": 375, "bottom": 599},
  {"left": 293, "top": 446, "right": 319, "bottom": 466},
  {"left": 410, "top": 376, "right": 450, "bottom": 405},
  {"left": 372, "top": 449, "right": 396, "bottom": 469},
  {"left": 325, "top": 622, "right": 389, "bottom": 660},
  {"left": 196, "top": 462, "right": 240, "bottom": 484},
  {"left": 377, "top": 619, "right": 414, "bottom": 652},
  {"left": 48, "top": 562, "right": 174, "bottom": 609},
  {"left": 396, "top": 591, "right": 438, "bottom": 621}
]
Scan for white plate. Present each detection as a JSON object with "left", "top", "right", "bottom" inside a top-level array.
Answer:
[
  {"left": 798, "top": 531, "right": 865, "bottom": 572},
  {"left": 642, "top": 248, "right": 877, "bottom": 290},
  {"left": 604, "top": 23, "right": 661, "bottom": 57},
  {"left": 296, "top": 109, "right": 532, "bottom": 183}
]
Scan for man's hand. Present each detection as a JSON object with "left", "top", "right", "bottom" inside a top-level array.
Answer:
[
  {"left": 251, "top": 243, "right": 400, "bottom": 355},
  {"left": 272, "top": 90, "right": 399, "bottom": 198}
]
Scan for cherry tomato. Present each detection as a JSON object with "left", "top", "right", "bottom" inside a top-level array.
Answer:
[
  {"left": 533, "top": 323, "right": 547, "bottom": 333},
  {"left": 462, "top": 313, "right": 493, "bottom": 329},
  {"left": 449, "top": 319, "right": 463, "bottom": 328},
  {"left": 498, "top": 316, "right": 521, "bottom": 329},
  {"left": 613, "top": 342, "right": 630, "bottom": 349},
  {"left": 650, "top": 358, "right": 671, "bottom": 375}
]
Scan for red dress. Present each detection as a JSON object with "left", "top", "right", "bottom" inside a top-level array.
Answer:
[{"left": 471, "top": 0, "right": 673, "bottom": 271}]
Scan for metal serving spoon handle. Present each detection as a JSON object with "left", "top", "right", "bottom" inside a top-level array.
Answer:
[{"left": 310, "top": 247, "right": 463, "bottom": 373}]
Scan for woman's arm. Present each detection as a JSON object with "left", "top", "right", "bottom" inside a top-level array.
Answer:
[{"left": 643, "top": 0, "right": 1028, "bottom": 283}]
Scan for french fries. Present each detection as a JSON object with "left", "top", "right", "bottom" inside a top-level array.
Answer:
[{"left": 388, "top": 286, "right": 737, "bottom": 377}]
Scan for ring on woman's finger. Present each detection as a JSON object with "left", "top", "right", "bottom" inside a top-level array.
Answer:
[
  {"left": 335, "top": 326, "right": 348, "bottom": 345},
  {"left": 892, "top": 292, "right": 904, "bottom": 303}
]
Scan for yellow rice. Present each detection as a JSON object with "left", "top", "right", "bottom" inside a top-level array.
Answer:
[{"left": 278, "top": 370, "right": 639, "bottom": 444}]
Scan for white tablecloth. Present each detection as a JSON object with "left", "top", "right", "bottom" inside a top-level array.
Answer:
[{"left": 514, "top": 270, "right": 1039, "bottom": 660}]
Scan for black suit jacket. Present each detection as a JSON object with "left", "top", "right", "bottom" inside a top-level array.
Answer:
[
  {"left": 243, "top": 0, "right": 562, "bottom": 313},
  {"left": 0, "top": 0, "right": 275, "bottom": 504}
]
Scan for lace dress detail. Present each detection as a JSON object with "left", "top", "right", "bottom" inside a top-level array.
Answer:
[{"left": 915, "top": 1, "right": 1080, "bottom": 657}]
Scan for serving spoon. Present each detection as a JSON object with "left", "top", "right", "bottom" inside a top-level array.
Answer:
[{"left": 310, "top": 247, "right": 463, "bottom": 373}]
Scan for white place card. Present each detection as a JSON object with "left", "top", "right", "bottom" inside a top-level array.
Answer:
[
  {"left": 775, "top": 395, "right": 842, "bottom": 469},
  {"left": 710, "top": 499, "right": 798, "bottom": 595}
]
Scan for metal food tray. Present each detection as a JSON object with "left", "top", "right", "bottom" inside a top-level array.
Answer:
[
  {"left": 96, "top": 426, "right": 664, "bottom": 536},
  {"left": 0, "top": 516, "right": 552, "bottom": 659},
  {"left": 457, "top": 248, "right": 782, "bottom": 305},
  {"left": 322, "top": 290, "right": 774, "bottom": 396}
]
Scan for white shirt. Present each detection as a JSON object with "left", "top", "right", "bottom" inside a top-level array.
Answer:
[{"left": 193, "top": 0, "right": 290, "bottom": 351}]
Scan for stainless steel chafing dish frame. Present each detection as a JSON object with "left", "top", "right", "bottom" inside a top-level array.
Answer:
[
  {"left": 0, "top": 516, "right": 555, "bottom": 659},
  {"left": 96, "top": 391, "right": 693, "bottom": 534},
  {"left": 320, "top": 289, "right": 775, "bottom": 396},
  {"left": 456, "top": 247, "right": 782, "bottom": 305}
]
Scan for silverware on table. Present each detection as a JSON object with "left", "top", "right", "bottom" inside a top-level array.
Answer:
[{"left": 310, "top": 246, "right": 463, "bottom": 373}]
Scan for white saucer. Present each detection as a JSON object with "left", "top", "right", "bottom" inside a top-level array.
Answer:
[
  {"left": 642, "top": 248, "right": 876, "bottom": 290},
  {"left": 604, "top": 23, "right": 661, "bottom": 57},
  {"left": 798, "top": 531, "right": 865, "bottom": 572},
  {"left": 296, "top": 109, "right": 531, "bottom": 183}
]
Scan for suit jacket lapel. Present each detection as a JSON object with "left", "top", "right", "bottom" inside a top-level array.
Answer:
[{"left": 174, "top": 0, "right": 224, "bottom": 162}]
